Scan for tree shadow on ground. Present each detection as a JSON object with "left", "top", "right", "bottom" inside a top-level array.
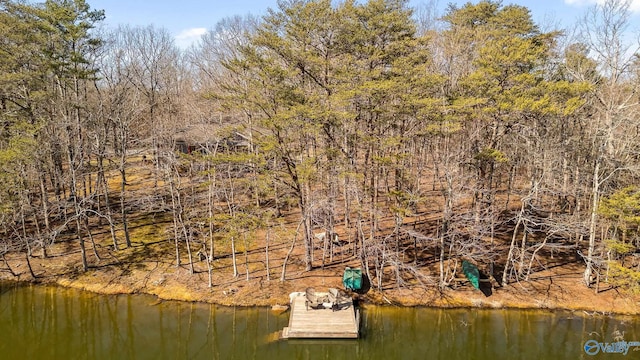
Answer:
[
  {"left": 491, "top": 263, "right": 504, "bottom": 288},
  {"left": 354, "top": 273, "right": 371, "bottom": 295},
  {"left": 478, "top": 269, "right": 493, "bottom": 297}
]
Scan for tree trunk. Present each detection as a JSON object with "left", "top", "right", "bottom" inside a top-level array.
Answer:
[
  {"left": 231, "top": 236, "right": 238, "bottom": 277},
  {"left": 206, "top": 164, "right": 215, "bottom": 287},
  {"left": 39, "top": 173, "right": 50, "bottom": 232},
  {"left": 281, "top": 220, "right": 303, "bottom": 282},
  {"left": 120, "top": 150, "right": 131, "bottom": 248},
  {"left": 503, "top": 202, "right": 525, "bottom": 286},
  {"left": 265, "top": 228, "right": 271, "bottom": 281},
  {"left": 440, "top": 175, "right": 453, "bottom": 288},
  {"left": 185, "top": 228, "right": 194, "bottom": 275},
  {"left": 98, "top": 143, "right": 118, "bottom": 251},
  {"left": 244, "top": 233, "right": 250, "bottom": 281},
  {"left": 75, "top": 217, "right": 88, "bottom": 272},
  {"left": 584, "top": 159, "right": 600, "bottom": 287},
  {"left": 85, "top": 217, "right": 101, "bottom": 261},
  {"left": 303, "top": 212, "right": 313, "bottom": 271},
  {"left": 38, "top": 174, "right": 50, "bottom": 258},
  {"left": 207, "top": 165, "right": 215, "bottom": 261},
  {"left": 169, "top": 175, "right": 181, "bottom": 267}
]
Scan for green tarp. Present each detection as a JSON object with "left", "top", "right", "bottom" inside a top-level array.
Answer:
[
  {"left": 462, "top": 260, "right": 480, "bottom": 290},
  {"left": 342, "top": 267, "right": 362, "bottom": 290}
]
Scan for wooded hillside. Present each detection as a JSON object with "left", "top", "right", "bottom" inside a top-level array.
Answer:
[{"left": 1, "top": 0, "right": 640, "bottom": 298}]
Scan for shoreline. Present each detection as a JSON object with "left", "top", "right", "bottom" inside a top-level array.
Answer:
[
  {"left": 1, "top": 245, "right": 638, "bottom": 316},
  {"left": 2, "top": 270, "right": 638, "bottom": 316}
]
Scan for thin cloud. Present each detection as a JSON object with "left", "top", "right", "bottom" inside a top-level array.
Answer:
[
  {"left": 175, "top": 27, "right": 207, "bottom": 48},
  {"left": 564, "top": 0, "right": 640, "bottom": 12}
]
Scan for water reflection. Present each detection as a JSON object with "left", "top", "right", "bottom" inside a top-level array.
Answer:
[{"left": 0, "top": 282, "right": 638, "bottom": 360}]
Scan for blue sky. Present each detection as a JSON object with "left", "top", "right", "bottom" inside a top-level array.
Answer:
[{"left": 87, "top": 0, "right": 640, "bottom": 48}]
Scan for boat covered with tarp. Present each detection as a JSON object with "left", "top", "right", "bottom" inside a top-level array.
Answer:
[
  {"left": 462, "top": 260, "right": 480, "bottom": 289},
  {"left": 342, "top": 267, "right": 362, "bottom": 291}
]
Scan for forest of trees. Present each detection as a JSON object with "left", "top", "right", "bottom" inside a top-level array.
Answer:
[{"left": 1, "top": 0, "right": 640, "bottom": 294}]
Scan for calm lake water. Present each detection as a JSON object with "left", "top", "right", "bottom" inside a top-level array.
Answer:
[{"left": 1, "top": 282, "right": 638, "bottom": 360}]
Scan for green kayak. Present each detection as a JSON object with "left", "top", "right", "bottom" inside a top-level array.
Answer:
[
  {"left": 462, "top": 260, "right": 480, "bottom": 289},
  {"left": 342, "top": 267, "right": 362, "bottom": 290}
]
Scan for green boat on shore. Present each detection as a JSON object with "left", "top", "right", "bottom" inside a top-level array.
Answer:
[
  {"left": 342, "top": 267, "right": 363, "bottom": 291},
  {"left": 462, "top": 261, "right": 480, "bottom": 290}
]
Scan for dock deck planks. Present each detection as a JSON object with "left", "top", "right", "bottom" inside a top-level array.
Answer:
[{"left": 281, "top": 293, "right": 359, "bottom": 339}]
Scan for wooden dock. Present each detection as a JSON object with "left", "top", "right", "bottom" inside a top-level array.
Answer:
[{"left": 281, "top": 292, "right": 359, "bottom": 339}]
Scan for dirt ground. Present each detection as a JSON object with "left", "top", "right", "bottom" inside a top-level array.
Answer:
[
  {"left": 1, "top": 237, "right": 638, "bottom": 315},
  {"left": 2, "top": 156, "right": 638, "bottom": 315}
]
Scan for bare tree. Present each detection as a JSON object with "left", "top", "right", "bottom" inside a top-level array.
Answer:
[{"left": 575, "top": 0, "right": 640, "bottom": 287}]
